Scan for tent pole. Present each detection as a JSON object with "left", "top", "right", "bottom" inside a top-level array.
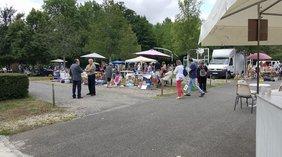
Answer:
[
  {"left": 257, "top": 4, "right": 262, "bottom": 94},
  {"left": 63, "top": 56, "right": 66, "bottom": 70}
]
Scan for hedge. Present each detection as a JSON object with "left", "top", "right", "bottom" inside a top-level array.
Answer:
[{"left": 0, "top": 73, "right": 29, "bottom": 100}]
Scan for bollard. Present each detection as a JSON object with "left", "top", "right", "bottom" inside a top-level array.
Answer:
[
  {"left": 210, "top": 74, "right": 212, "bottom": 87},
  {"left": 52, "top": 84, "right": 55, "bottom": 106},
  {"left": 225, "top": 71, "right": 228, "bottom": 83},
  {"left": 160, "top": 80, "right": 164, "bottom": 96}
]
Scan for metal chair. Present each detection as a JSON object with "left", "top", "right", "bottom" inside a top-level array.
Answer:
[{"left": 234, "top": 81, "right": 257, "bottom": 113}]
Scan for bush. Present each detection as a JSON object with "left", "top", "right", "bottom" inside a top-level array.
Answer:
[{"left": 0, "top": 73, "right": 29, "bottom": 100}]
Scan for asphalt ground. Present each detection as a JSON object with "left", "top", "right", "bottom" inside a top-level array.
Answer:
[{"left": 9, "top": 82, "right": 257, "bottom": 157}]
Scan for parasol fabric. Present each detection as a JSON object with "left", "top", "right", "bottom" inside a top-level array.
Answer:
[
  {"left": 111, "top": 61, "right": 125, "bottom": 65},
  {"left": 125, "top": 56, "right": 156, "bottom": 63},
  {"left": 135, "top": 49, "right": 170, "bottom": 58},
  {"left": 81, "top": 52, "right": 106, "bottom": 59},
  {"left": 248, "top": 53, "right": 272, "bottom": 60},
  {"left": 51, "top": 59, "right": 67, "bottom": 63},
  {"left": 199, "top": 0, "right": 282, "bottom": 46}
]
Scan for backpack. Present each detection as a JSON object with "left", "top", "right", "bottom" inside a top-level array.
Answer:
[{"left": 183, "top": 68, "right": 188, "bottom": 77}]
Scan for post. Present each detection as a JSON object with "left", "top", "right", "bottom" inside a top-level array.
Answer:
[
  {"left": 207, "top": 48, "right": 210, "bottom": 64},
  {"left": 210, "top": 74, "right": 212, "bottom": 87},
  {"left": 52, "top": 83, "right": 55, "bottom": 106},
  {"left": 161, "top": 81, "right": 164, "bottom": 96},
  {"left": 63, "top": 56, "right": 66, "bottom": 70},
  {"left": 226, "top": 70, "right": 228, "bottom": 83},
  {"left": 257, "top": 4, "right": 261, "bottom": 94}
]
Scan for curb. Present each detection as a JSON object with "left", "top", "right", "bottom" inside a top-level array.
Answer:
[{"left": 0, "top": 136, "right": 30, "bottom": 157}]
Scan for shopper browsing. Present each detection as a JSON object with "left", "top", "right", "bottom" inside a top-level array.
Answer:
[
  {"left": 70, "top": 59, "right": 83, "bottom": 99},
  {"left": 186, "top": 58, "right": 205, "bottom": 97},
  {"left": 174, "top": 60, "right": 185, "bottom": 99}
]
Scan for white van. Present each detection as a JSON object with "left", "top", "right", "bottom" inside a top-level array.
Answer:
[{"left": 208, "top": 49, "right": 245, "bottom": 78}]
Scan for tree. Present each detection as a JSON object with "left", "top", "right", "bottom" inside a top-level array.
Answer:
[
  {"left": 85, "top": 0, "right": 140, "bottom": 60},
  {"left": 43, "top": 0, "right": 80, "bottom": 63},
  {"left": 0, "top": 7, "right": 16, "bottom": 26},
  {"left": 153, "top": 18, "right": 174, "bottom": 52},
  {"left": 4, "top": 13, "right": 31, "bottom": 64},
  {"left": 25, "top": 9, "right": 52, "bottom": 65},
  {"left": 172, "top": 0, "right": 202, "bottom": 56},
  {"left": 0, "top": 7, "right": 15, "bottom": 65},
  {"left": 118, "top": 4, "right": 156, "bottom": 50},
  {"left": 77, "top": 1, "right": 102, "bottom": 54}
]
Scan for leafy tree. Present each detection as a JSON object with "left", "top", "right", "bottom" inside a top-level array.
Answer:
[
  {"left": 77, "top": 1, "right": 102, "bottom": 54},
  {"left": 4, "top": 13, "right": 31, "bottom": 64},
  {"left": 85, "top": 0, "right": 140, "bottom": 60},
  {"left": 0, "top": 7, "right": 16, "bottom": 26},
  {"left": 172, "top": 0, "right": 202, "bottom": 56},
  {"left": 153, "top": 18, "right": 174, "bottom": 52},
  {"left": 25, "top": 9, "right": 52, "bottom": 65},
  {"left": 43, "top": 0, "right": 80, "bottom": 63},
  {"left": 118, "top": 3, "right": 156, "bottom": 50}
]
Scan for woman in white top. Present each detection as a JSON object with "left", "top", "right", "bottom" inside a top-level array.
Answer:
[{"left": 174, "top": 60, "right": 184, "bottom": 99}]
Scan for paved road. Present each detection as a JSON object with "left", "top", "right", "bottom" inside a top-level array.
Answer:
[
  {"left": 29, "top": 82, "right": 154, "bottom": 116},
  {"left": 10, "top": 82, "right": 256, "bottom": 157}
]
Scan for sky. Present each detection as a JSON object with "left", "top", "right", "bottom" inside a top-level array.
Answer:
[{"left": 0, "top": 0, "right": 216, "bottom": 24}]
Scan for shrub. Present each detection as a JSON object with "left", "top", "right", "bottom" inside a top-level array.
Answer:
[{"left": 0, "top": 73, "right": 29, "bottom": 100}]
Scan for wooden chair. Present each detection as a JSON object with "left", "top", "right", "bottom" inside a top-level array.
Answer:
[{"left": 234, "top": 80, "right": 257, "bottom": 113}]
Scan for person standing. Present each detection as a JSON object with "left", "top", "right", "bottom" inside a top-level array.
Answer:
[
  {"left": 186, "top": 58, "right": 205, "bottom": 97},
  {"left": 70, "top": 59, "right": 83, "bottom": 99},
  {"left": 86, "top": 59, "right": 96, "bottom": 96},
  {"left": 197, "top": 61, "right": 208, "bottom": 93},
  {"left": 174, "top": 60, "right": 184, "bottom": 99},
  {"left": 105, "top": 63, "right": 113, "bottom": 88}
]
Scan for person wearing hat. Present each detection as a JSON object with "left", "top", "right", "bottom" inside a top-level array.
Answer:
[{"left": 197, "top": 61, "right": 208, "bottom": 93}]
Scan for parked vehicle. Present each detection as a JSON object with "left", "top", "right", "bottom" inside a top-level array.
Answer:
[
  {"left": 270, "top": 61, "right": 281, "bottom": 69},
  {"left": 208, "top": 49, "right": 245, "bottom": 78}
]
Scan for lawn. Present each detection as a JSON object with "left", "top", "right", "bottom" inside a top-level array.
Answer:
[
  {"left": 0, "top": 97, "right": 76, "bottom": 135},
  {"left": 29, "top": 76, "right": 52, "bottom": 82}
]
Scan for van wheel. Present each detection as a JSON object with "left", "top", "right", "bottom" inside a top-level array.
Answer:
[{"left": 226, "top": 72, "right": 232, "bottom": 79}]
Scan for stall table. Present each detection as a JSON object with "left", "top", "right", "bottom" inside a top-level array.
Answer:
[{"left": 257, "top": 91, "right": 282, "bottom": 157}]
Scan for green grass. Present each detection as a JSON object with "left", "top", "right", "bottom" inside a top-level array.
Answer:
[
  {"left": 0, "top": 97, "right": 75, "bottom": 135},
  {"left": 29, "top": 76, "right": 52, "bottom": 82},
  {"left": 0, "top": 97, "right": 62, "bottom": 121}
]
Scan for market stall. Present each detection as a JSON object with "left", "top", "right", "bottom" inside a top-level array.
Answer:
[
  {"left": 198, "top": 1, "right": 282, "bottom": 156},
  {"left": 51, "top": 59, "right": 70, "bottom": 82},
  {"left": 81, "top": 52, "right": 106, "bottom": 85}
]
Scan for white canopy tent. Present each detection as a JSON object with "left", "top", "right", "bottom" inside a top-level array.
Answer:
[
  {"left": 125, "top": 56, "right": 156, "bottom": 63},
  {"left": 51, "top": 59, "right": 67, "bottom": 63},
  {"left": 199, "top": 0, "right": 282, "bottom": 93},
  {"left": 199, "top": 0, "right": 282, "bottom": 46},
  {"left": 199, "top": 1, "right": 282, "bottom": 157},
  {"left": 81, "top": 52, "right": 106, "bottom": 59}
]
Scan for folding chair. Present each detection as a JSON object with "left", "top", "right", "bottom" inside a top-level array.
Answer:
[{"left": 234, "top": 80, "right": 257, "bottom": 113}]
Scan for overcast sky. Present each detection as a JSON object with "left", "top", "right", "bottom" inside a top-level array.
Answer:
[{"left": 0, "top": 0, "right": 216, "bottom": 24}]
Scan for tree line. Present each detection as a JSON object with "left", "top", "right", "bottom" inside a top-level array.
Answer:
[{"left": 0, "top": 0, "right": 281, "bottom": 67}]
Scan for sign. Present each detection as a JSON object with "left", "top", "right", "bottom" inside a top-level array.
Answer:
[{"left": 248, "top": 19, "right": 268, "bottom": 41}]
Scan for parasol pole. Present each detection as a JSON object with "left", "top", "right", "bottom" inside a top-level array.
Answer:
[
  {"left": 257, "top": 3, "right": 262, "bottom": 94},
  {"left": 63, "top": 55, "right": 66, "bottom": 70}
]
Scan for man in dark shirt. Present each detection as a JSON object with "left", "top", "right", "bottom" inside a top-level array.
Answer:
[
  {"left": 186, "top": 58, "right": 205, "bottom": 97},
  {"left": 70, "top": 59, "right": 83, "bottom": 99},
  {"left": 197, "top": 61, "right": 208, "bottom": 93}
]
